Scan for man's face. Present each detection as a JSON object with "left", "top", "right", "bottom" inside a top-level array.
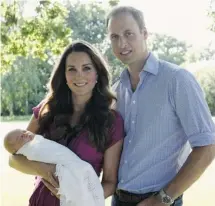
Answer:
[{"left": 107, "top": 12, "right": 148, "bottom": 66}]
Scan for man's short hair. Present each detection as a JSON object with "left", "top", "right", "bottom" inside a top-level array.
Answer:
[{"left": 106, "top": 6, "right": 146, "bottom": 31}]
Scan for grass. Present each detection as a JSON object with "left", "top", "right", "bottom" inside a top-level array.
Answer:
[{"left": 1, "top": 115, "right": 31, "bottom": 122}]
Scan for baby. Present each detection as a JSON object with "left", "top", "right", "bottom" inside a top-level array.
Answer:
[
  {"left": 4, "top": 129, "right": 105, "bottom": 206},
  {"left": 4, "top": 129, "right": 35, "bottom": 154}
]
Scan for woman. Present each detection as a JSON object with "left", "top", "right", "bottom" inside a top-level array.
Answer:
[{"left": 9, "top": 40, "right": 124, "bottom": 205}]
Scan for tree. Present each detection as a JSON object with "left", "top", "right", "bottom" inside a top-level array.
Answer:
[
  {"left": 1, "top": 0, "right": 72, "bottom": 73},
  {"left": 185, "top": 43, "right": 215, "bottom": 64},
  {"left": 66, "top": 0, "right": 106, "bottom": 44},
  {"left": 208, "top": 0, "right": 215, "bottom": 32},
  {"left": 1, "top": 0, "right": 72, "bottom": 115},
  {"left": 1, "top": 56, "right": 52, "bottom": 116},
  {"left": 194, "top": 65, "right": 215, "bottom": 115},
  {"left": 148, "top": 33, "right": 188, "bottom": 65}
]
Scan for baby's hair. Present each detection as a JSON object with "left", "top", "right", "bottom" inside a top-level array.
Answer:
[{"left": 4, "top": 129, "right": 22, "bottom": 154}]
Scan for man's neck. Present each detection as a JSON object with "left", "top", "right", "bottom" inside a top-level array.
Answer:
[{"left": 128, "top": 52, "right": 149, "bottom": 90}]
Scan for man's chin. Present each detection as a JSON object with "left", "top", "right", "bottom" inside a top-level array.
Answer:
[{"left": 120, "top": 58, "right": 133, "bottom": 65}]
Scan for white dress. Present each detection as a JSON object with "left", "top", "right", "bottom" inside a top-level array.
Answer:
[{"left": 16, "top": 135, "right": 105, "bottom": 206}]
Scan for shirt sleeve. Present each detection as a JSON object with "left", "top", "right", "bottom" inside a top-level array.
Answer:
[
  {"left": 170, "top": 69, "right": 215, "bottom": 147},
  {"left": 107, "top": 110, "right": 125, "bottom": 149}
]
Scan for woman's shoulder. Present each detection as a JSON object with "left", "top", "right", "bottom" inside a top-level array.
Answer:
[
  {"left": 32, "top": 101, "right": 45, "bottom": 119},
  {"left": 110, "top": 109, "right": 123, "bottom": 124},
  {"left": 106, "top": 110, "right": 124, "bottom": 149}
]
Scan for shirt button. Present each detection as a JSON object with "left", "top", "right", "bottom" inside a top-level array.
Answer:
[
  {"left": 129, "top": 140, "right": 131, "bottom": 143},
  {"left": 133, "top": 100, "right": 136, "bottom": 104},
  {"left": 120, "top": 180, "right": 124, "bottom": 183},
  {"left": 132, "top": 120, "right": 135, "bottom": 124},
  {"left": 124, "top": 160, "right": 127, "bottom": 164}
]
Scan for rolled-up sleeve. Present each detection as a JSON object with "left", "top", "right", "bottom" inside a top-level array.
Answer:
[{"left": 170, "top": 69, "right": 215, "bottom": 147}]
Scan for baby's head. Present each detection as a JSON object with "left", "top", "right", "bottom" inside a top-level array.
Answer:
[{"left": 4, "top": 129, "right": 35, "bottom": 154}]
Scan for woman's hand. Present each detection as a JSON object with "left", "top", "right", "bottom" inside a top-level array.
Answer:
[
  {"left": 42, "top": 178, "right": 60, "bottom": 199},
  {"left": 38, "top": 163, "right": 59, "bottom": 187},
  {"left": 39, "top": 163, "right": 60, "bottom": 198},
  {"left": 9, "top": 154, "right": 59, "bottom": 197}
]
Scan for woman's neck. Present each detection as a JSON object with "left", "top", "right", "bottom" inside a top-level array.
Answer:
[{"left": 72, "top": 93, "right": 92, "bottom": 112}]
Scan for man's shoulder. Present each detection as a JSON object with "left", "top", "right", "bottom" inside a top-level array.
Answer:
[
  {"left": 159, "top": 59, "right": 181, "bottom": 73},
  {"left": 158, "top": 58, "right": 195, "bottom": 79},
  {"left": 156, "top": 58, "right": 188, "bottom": 83}
]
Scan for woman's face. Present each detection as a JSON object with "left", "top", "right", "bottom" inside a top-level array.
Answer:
[{"left": 65, "top": 52, "right": 98, "bottom": 99}]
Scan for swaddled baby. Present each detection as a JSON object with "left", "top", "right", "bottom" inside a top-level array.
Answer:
[{"left": 4, "top": 129, "right": 105, "bottom": 206}]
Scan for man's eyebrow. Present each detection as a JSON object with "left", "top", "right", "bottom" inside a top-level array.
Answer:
[
  {"left": 124, "top": 29, "right": 132, "bottom": 32},
  {"left": 110, "top": 33, "right": 118, "bottom": 37}
]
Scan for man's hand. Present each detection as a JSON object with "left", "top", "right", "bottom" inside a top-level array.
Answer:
[{"left": 137, "top": 195, "right": 170, "bottom": 206}]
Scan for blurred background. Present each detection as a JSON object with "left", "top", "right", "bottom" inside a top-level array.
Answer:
[{"left": 0, "top": 0, "right": 215, "bottom": 205}]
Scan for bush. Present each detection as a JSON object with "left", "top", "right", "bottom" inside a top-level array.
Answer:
[{"left": 192, "top": 64, "right": 215, "bottom": 116}]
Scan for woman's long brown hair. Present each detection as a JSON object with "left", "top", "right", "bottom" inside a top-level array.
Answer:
[{"left": 37, "top": 40, "right": 116, "bottom": 152}]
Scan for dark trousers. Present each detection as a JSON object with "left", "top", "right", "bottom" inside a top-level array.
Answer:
[{"left": 112, "top": 192, "right": 183, "bottom": 206}]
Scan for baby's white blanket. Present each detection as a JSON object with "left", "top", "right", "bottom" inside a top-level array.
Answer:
[{"left": 16, "top": 135, "right": 105, "bottom": 206}]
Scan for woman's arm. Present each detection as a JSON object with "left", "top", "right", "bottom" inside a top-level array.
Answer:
[
  {"left": 26, "top": 114, "right": 39, "bottom": 133},
  {"left": 102, "top": 139, "right": 123, "bottom": 198}
]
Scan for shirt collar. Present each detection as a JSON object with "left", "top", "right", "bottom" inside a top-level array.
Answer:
[
  {"left": 141, "top": 52, "right": 159, "bottom": 76},
  {"left": 120, "top": 52, "right": 159, "bottom": 85}
]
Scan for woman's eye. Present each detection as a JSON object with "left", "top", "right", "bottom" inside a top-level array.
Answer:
[
  {"left": 111, "top": 35, "right": 118, "bottom": 40},
  {"left": 83, "top": 67, "right": 91, "bottom": 71},
  {"left": 68, "top": 68, "right": 76, "bottom": 72},
  {"left": 126, "top": 32, "right": 133, "bottom": 36}
]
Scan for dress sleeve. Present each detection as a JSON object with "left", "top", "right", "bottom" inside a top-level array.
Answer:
[
  {"left": 32, "top": 102, "right": 44, "bottom": 119},
  {"left": 107, "top": 110, "right": 125, "bottom": 149}
]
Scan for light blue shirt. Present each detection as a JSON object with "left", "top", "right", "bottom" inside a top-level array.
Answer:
[{"left": 113, "top": 53, "right": 215, "bottom": 194}]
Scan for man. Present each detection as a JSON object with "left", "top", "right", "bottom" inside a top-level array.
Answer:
[{"left": 106, "top": 6, "right": 215, "bottom": 206}]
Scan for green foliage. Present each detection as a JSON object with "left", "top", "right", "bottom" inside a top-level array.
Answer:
[
  {"left": 108, "top": 0, "right": 120, "bottom": 7},
  {"left": 1, "top": 0, "right": 72, "bottom": 73},
  {"left": 208, "top": 0, "right": 215, "bottom": 32},
  {"left": 1, "top": 56, "right": 52, "bottom": 116},
  {"left": 148, "top": 33, "right": 187, "bottom": 65},
  {"left": 66, "top": 1, "right": 106, "bottom": 44},
  {"left": 104, "top": 44, "right": 124, "bottom": 83},
  {"left": 192, "top": 64, "right": 215, "bottom": 115}
]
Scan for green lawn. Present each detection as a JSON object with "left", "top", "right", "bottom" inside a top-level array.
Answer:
[{"left": 1, "top": 115, "right": 31, "bottom": 122}]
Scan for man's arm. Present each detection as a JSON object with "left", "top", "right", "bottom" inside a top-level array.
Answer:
[
  {"left": 164, "top": 144, "right": 215, "bottom": 199},
  {"left": 137, "top": 144, "right": 215, "bottom": 206},
  {"left": 138, "top": 69, "right": 215, "bottom": 206},
  {"left": 165, "top": 69, "right": 215, "bottom": 198}
]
